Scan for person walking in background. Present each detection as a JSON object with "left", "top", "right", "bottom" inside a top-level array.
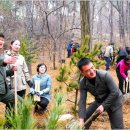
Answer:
[
  {"left": 77, "top": 58, "right": 124, "bottom": 129},
  {"left": 67, "top": 40, "right": 73, "bottom": 58},
  {"left": 104, "top": 43, "right": 114, "bottom": 70},
  {"left": 116, "top": 55, "right": 130, "bottom": 94},
  {"left": 30, "top": 63, "right": 52, "bottom": 112},
  {"left": 5, "top": 40, "right": 32, "bottom": 98},
  {"left": 74, "top": 42, "right": 79, "bottom": 52}
]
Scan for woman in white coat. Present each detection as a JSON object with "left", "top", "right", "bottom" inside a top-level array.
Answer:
[{"left": 5, "top": 40, "right": 32, "bottom": 98}]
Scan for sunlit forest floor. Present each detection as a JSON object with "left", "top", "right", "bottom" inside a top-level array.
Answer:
[{"left": 0, "top": 55, "right": 130, "bottom": 129}]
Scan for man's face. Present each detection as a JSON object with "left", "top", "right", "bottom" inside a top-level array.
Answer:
[
  {"left": 0, "top": 37, "right": 4, "bottom": 49},
  {"left": 81, "top": 62, "right": 96, "bottom": 79}
]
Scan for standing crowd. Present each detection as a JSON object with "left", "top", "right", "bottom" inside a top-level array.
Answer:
[{"left": 67, "top": 39, "right": 79, "bottom": 58}]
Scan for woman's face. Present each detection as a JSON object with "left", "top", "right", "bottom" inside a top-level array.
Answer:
[
  {"left": 10, "top": 40, "right": 21, "bottom": 52},
  {"left": 39, "top": 65, "right": 46, "bottom": 74}
]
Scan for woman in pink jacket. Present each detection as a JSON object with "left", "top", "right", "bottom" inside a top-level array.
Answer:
[{"left": 116, "top": 55, "right": 130, "bottom": 94}]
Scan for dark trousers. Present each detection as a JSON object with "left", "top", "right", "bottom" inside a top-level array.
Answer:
[
  {"left": 67, "top": 50, "right": 71, "bottom": 58},
  {"left": 35, "top": 97, "right": 49, "bottom": 111},
  {"left": 17, "top": 89, "right": 26, "bottom": 98},
  {"left": 84, "top": 101, "right": 124, "bottom": 129},
  {"left": 0, "top": 88, "right": 15, "bottom": 111},
  {"left": 116, "top": 69, "right": 125, "bottom": 94},
  {"left": 105, "top": 57, "right": 111, "bottom": 70}
]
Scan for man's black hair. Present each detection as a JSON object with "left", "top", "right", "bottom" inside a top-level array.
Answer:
[
  {"left": 0, "top": 33, "right": 4, "bottom": 38},
  {"left": 77, "top": 58, "right": 91, "bottom": 70}
]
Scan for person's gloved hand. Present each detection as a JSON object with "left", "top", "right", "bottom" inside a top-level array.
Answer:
[
  {"left": 30, "top": 88, "right": 35, "bottom": 94},
  {"left": 37, "top": 91, "right": 44, "bottom": 96},
  {"left": 125, "top": 77, "right": 129, "bottom": 83},
  {"left": 27, "top": 80, "right": 33, "bottom": 88}
]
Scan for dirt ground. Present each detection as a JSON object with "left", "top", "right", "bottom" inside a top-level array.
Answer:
[{"left": 0, "top": 56, "right": 130, "bottom": 129}]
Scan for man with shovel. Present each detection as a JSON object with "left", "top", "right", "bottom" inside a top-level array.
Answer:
[{"left": 77, "top": 58, "right": 124, "bottom": 129}]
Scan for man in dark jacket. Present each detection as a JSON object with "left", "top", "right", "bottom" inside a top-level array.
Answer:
[
  {"left": 0, "top": 33, "right": 17, "bottom": 113},
  {"left": 77, "top": 58, "right": 124, "bottom": 129}
]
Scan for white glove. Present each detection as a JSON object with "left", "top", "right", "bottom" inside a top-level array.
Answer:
[
  {"left": 38, "top": 91, "right": 44, "bottom": 95},
  {"left": 30, "top": 88, "right": 35, "bottom": 94},
  {"left": 125, "top": 77, "right": 129, "bottom": 83}
]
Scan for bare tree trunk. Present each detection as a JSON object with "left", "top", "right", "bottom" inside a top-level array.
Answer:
[
  {"left": 118, "top": 1, "right": 125, "bottom": 46},
  {"left": 110, "top": 2, "right": 114, "bottom": 43},
  {"left": 90, "top": 0, "right": 96, "bottom": 50},
  {"left": 125, "top": 1, "right": 129, "bottom": 44},
  {"left": 128, "top": 2, "right": 130, "bottom": 41},
  {"left": 80, "top": 1, "right": 90, "bottom": 50},
  {"left": 71, "top": 1, "right": 76, "bottom": 29},
  {"left": 25, "top": 0, "right": 33, "bottom": 75},
  {"left": 26, "top": 0, "right": 33, "bottom": 40}
]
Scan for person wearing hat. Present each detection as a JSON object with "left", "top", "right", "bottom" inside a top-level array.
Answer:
[
  {"left": 116, "top": 46, "right": 128, "bottom": 63},
  {"left": 116, "top": 55, "right": 130, "bottom": 94},
  {"left": 30, "top": 63, "right": 52, "bottom": 112}
]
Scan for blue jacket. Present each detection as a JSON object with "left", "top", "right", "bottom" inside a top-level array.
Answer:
[
  {"left": 67, "top": 41, "right": 73, "bottom": 51},
  {"left": 31, "top": 73, "right": 52, "bottom": 101}
]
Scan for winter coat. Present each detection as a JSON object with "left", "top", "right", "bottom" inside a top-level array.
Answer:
[
  {"left": 5, "top": 50, "right": 30, "bottom": 91},
  {"left": 0, "top": 54, "right": 14, "bottom": 95},
  {"left": 116, "top": 59, "right": 130, "bottom": 79},
  {"left": 78, "top": 70, "right": 123, "bottom": 118},
  {"left": 104, "top": 45, "right": 113, "bottom": 57},
  {"left": 118, "top": 48, "right": 127, "bottom": 57},
  {"left": 31, "top": 73, "right": 52, "bottom": 101},
  {"left": 67, "top": 41, "right": 73, "bottom": 51}
]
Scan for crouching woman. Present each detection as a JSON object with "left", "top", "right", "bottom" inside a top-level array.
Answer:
[{"left": 30, "top": 63, "right": 52, "bottom": 112}]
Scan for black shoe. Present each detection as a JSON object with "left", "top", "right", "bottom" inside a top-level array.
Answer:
[
  {"left": 42, "top": 108, "right": 47, "bottom": 112},
  {"left": 34, "top": 104, "right": 38, "bottom": 113}
]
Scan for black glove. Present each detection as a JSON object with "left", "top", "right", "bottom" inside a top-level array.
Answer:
[
  {"left": 35, "top": 92, "right": 41, "bottom": 96},
  {"left": 27, "top": 80, "right": 33, "bottom": 88}
]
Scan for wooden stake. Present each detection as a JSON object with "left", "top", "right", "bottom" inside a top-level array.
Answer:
[{"left": 14, "top": 71, "right": 18, "bottom": 114}]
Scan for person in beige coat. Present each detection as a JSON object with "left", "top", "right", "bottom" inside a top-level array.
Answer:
[{"left": 5, "top": 40, "right": 32, "bottom": 98}]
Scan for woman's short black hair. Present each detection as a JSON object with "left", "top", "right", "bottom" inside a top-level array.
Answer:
[
  {"left": 10, "top": 40, "right": 14, "bottom": 45},
  {"left": 77, "top": 58, "right": 91, "bottom": 70},
  {"left": 37, "top": 63, "right": 47, "bottom": 73},
  {"left": 0, "top": 33, "right": 4, "bottom": 38}
]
